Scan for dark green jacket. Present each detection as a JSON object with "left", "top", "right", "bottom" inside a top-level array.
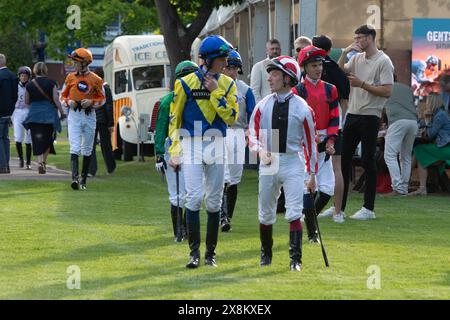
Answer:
[{"left": 155, "top": 91, "right": 174, "bottom": 157}]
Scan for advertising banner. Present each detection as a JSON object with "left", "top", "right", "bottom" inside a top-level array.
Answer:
[{"left": 411, "top": 18, "right": 450, "bottom": 98}]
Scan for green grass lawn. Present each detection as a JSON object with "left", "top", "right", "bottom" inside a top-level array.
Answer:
[{"left": 1, "top": 138, "right": 449, "bottom": 300}]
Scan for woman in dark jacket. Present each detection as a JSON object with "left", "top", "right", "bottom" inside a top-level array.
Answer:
[{"left": 23, "top": 62, "right": 66, "bottom": 174}]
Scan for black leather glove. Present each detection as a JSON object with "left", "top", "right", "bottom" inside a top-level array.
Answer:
[
  {"left": 317, "top": 141, "right": 326, "bottom": 153},
  {"left": 75, "top": 102, "right": 83, "bottom": 112}
]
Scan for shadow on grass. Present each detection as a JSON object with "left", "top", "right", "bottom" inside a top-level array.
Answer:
[
  {"left": 7, "top": 262, "right": 282, "bottom": 300},
  {"left": 0, "top": 188, "right": 62, "bottom": 199},
  {"left": 4, "top": 148, "right": 450, "bottom": 299},
  {"left": 0, "top": 225, "right": 260, "bottom": 267}
]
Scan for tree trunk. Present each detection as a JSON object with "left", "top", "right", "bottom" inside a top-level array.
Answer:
[{"left": 155, "top": 0, "right": 214, "bottom": 88}]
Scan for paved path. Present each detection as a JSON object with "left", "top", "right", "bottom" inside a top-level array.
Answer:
[{"left": 0, "top": 158, "right": 70, "bottom": 181}]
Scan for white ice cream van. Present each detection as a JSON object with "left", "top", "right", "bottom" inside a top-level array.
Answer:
[{"left": 103, "top": 35, "right": 171, "bottom": 160}]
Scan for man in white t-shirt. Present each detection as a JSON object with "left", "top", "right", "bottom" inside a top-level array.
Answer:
[{"left": 337, "top": 25, "right": 394, "bottom": 221}]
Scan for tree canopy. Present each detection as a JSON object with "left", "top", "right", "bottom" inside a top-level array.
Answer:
[
  {"left": 154, "top": 0, "right": 243, "bottom": 87},
  {"left": 0, "top": 0, "right": 158, "bottom": 61},
  {"left": 0, "top": 0, "right": 242, "bottom": 80}
]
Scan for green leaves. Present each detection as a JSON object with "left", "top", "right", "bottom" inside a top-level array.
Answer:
[
  {"left": 0, "top": 0, "right": 244, "bottom": 69},
  {"left": 0, "top": 30, "right": 33, "bottom": 73},
  {"left": 0, "top": 0, "right": 159, "bottom": 61}
]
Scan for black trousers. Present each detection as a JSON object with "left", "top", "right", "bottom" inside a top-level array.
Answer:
[
  {"left": 89, "top": 123, "right": 116, "bottom": 175},
  {"left": 341, "top": 114, "right": 380, "bottom": 211}
]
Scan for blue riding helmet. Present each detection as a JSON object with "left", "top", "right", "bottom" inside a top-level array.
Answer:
[
  {"left": 199, "top": 35, "right": 234, "bottom": 61},
  {"left": 227, "top": 50, "right": 243, "bottom": 74}
]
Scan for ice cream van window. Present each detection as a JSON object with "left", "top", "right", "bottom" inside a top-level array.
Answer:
[
  {"left": 133, "top": 65, "right": 164, "bottom": 90},
  {"left": 115, "top": 70, "right": 128, "bottom": 94}
]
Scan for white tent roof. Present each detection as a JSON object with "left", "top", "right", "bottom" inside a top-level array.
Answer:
[{"left": 199, "top": 0, "right": 264, "bottom": 36}]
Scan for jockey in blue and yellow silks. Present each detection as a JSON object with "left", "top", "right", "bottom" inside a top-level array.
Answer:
[
  {"left": 167, "top": 35, "right": 238, "bottom": 269},
  {"left": 168, "top": 53, "right": 238, "bottom": 156}
]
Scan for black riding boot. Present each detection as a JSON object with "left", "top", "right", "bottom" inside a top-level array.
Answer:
[
  {"left": 205, "top": 211, "right": 220, "bottom": 267},
  {"left": 80, "top": 155, "right": 91, "bottom": 190},
  {"left": 220, "top": 184, "right": 231, "bottom": 232},
  {"left": 185, "top": 209, "right": 200, "bottom": 268},
  {"left": 260, "top": 224, "right": 273, "bottom": 266},
  {"left": 70, "top": 154, "right": 80, "bottom": 190},
  {"left": 16, "top": 142, "right": 24, "bottom": 168},
  {"left": 315, "top": 191, "right": 332, "bottom": 215},
  {"left": 289, "top": 230, "right": 303, "bottom": 271},
  {"left": 227, "top": 184, "right": 238, "bottom": 220},
  {"left": 25, "top": 143, "right": 32, "bottom": 168}
]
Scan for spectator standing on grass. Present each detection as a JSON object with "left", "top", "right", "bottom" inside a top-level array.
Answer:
[
  {"left": 337, "top": 25, "right": 394, "bottom": 220},
  {"left": 0, "top": 53, "right": 19, "bottom": 174},
  {"left": 383, "top": 76, "right": 418, "bottom": 195},
  {"left": 23, "top": 62, "right": 65, "bottom": 174}
]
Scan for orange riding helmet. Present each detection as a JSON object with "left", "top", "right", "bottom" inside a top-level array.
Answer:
[{"left": 68, "top": 48, "right": 93, "bottom": 65}]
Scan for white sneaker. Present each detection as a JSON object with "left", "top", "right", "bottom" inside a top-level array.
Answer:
[
  {"left": 318, "top": 206, "right": 335, "bottom": 218},
  {"left": 332, "top": 212, "right": 345, "bottom": 223},
  {"left": 349, "top": 207, "right": 376, "bottom": 220}
]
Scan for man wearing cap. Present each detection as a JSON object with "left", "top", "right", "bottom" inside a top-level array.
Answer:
[
  {"left": 13, "top": 66, "right": 33, "bottom": 169},
  {"left": 60, "top": 48, "right": 106, "bottom": 190},
  {"left": 249, "top": 55, "right": 317, "bottom": 272},
  {"left": 294, "top": 45, "right": 340, "bottom": 242},
  {"left": 168, "top": 35, "right": 238, "bottom": 269},
  {"left": 312, "top": 34, "right": 350, "bottom": 224}
]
